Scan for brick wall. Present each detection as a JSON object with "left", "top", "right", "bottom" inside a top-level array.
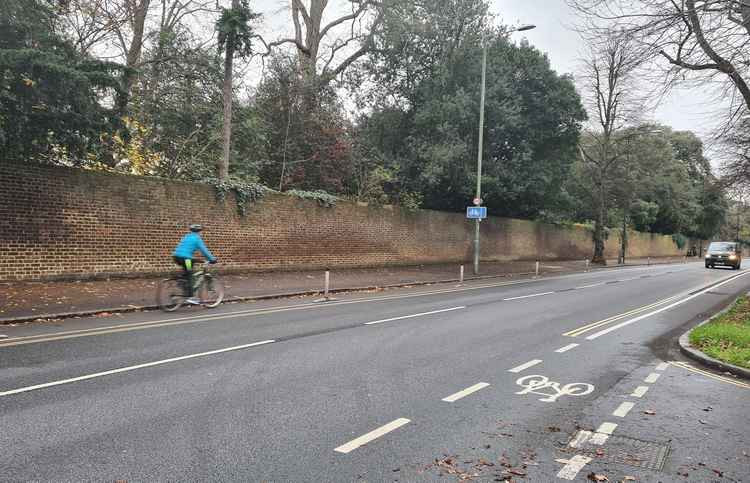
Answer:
[{"left": 0, "top": 161, "right": 692, "bottom": 281}]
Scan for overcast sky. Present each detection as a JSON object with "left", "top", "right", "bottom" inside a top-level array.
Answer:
[{"left": 252, "top": 0, "right": 725, "bottom": 152}]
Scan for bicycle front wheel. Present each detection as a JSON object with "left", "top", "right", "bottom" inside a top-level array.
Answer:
[
  {"left": 197, "top": 275, "right": 224, "bottom": 308},
  {"left": 157, "top": 278, "right": 186, "bottom": 312}
]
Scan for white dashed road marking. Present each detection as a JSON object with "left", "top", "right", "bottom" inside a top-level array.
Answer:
[
  {"left": 645, "top": 373, "right": 661, "bottom": 383},
  {"left": 631, "top": 386, "right": 649, "bottom": 398},
  {"left": 568, "top": 430, "right": 592, "bottom": 448},
  {"left": 613, "top": 401, "right": 635, "bottom": 418},
  {"left": 0, "top": 339, "right": 276, "bottom": 397},
  {"left": 441, "top": 382, "right": 490, "bottom": 402},
  {"left": 556, "top": 455, "right": 592, "bottom": 480},
  {"left": 555, "top": 343, "right": 579, "bottom": 353},
  {"left": 363, "top": 306, "right": 465, "bottom": 325},
  {"left": 508, "top": 359, "right": 543, "bottom": 373},
  {"left": 575, "top": 283, "right": 604, "bottom": 289},
  {"left": 655, "top": 362, "right": 669, "bottom": 371},
  {"left": 334, "top": 418, "right": 411, "bottom": 454},
  {"left": 590, "top": 422, "right": 617, "bottom": 445},
  {"left": 503, "top": 292, "right": 555, "bottom": 301}
]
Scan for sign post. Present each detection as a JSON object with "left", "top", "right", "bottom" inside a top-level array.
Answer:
[{"left": 467, "top": 206, "right": 487, "bottom": 274}]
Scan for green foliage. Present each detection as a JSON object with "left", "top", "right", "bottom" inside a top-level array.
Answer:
[
  {"left": 216, "top": 0, "right": 260, "bottom": 58},
  {"left": 0, "top": 0, "right": 124, "bottom": 164},
  {"left": 286, "top": 189, "right": 339, "bottom": 208},
  {"left": 399, "top": 191, "right": 424, "bottom": 211},
  {"left": 358, "top": 5, "right": 586, "bottom": 217},
  {"left": 202, "top": 176, "right": 267, "bottom": 215}
]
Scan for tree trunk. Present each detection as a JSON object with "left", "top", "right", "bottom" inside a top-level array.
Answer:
[
  {"left": 219, "top": 0, "right": 239, "bottom": 180},
  {"left": 592, "top": 179, "right": 607, "bottom": 265},
  {"left": 116, "top": 0, "right": 150, "bottom": 116}
]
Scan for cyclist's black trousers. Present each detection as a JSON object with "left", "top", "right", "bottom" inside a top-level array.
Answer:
[{"left": 173, "top": 256, "right": 194, "bottom": 296}]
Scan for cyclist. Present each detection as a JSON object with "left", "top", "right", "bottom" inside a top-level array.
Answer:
[{"left": 173, "top": 224, "right": 217, "bottom": 304}]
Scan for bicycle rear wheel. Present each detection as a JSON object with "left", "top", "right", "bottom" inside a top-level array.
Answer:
[
  {"left": 157, "top": 278, "right": 186, "bottom": 312},
  {"left": 197, "top": 275, "right": 224, "bottom": 308}
]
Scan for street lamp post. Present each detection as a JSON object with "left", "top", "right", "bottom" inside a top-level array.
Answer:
[{"left": 473, "top": 24, "right": 535, "bottom": 275}]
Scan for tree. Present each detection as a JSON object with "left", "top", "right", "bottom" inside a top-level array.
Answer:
[
  {"left": 261, "top": 0, "right": 384, "bottom": 107},
  {"left": 577, "top": 33, "right": 646, "bottom": 264},
  {"left": 567, "top": 1, "right": 750, "bottom": 126},
  {"left": 216, "top": 0, "right": 259, "bottom": 179},
  {"left": 0, "top": 0, "right": 123, "bottom": 164},
  {"left": 358, "top": 15, "right": 586, "bottom": 215}
]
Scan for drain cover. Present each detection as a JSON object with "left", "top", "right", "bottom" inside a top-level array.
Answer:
[{"left": 561, "top": 433, "right": 670, "bottom": 470}]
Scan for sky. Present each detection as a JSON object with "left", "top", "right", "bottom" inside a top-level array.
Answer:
[{"left": 251, "top": 0, "right": 726, "bottom": 154}]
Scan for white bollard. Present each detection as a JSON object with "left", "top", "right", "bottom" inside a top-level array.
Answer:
[
  {"left": 648, "top": 257, "right": 651, "bottom": 266},
  {"left": 535, "top": 260, "right": 540, "bottom": 277},
  {"left": 585, "top": 259, "right": 590, "bottom": 272},
  {"left": 324, "top": 270, "right": 330, "bottom": 298},
  {"left": 460, "top": 265, "right": 464, "bottom": 284}
]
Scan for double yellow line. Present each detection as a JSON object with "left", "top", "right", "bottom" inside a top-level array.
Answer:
[
  {"left": 670, "top": 361, "right": 750, "bottom": 389},
  {"left": 563, "top": 293, "right": 685, "bottom": 337}
]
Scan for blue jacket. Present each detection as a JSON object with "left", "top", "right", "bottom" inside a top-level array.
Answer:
[{"left": 173, "top": 232, "right": 216, "bottom": 261}]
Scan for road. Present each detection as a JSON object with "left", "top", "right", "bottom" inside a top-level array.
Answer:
[{"left": 1, "top": 263, "right": 749, "bottom": 482}]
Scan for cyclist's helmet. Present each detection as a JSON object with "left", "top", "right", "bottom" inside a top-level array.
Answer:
[{"left": 189, "top": 224, "right": 203, "bottom": 232}]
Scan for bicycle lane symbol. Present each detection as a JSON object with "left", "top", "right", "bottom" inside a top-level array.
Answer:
[{"left": 515, "top": 375, "right": 594, "bottom": 403}]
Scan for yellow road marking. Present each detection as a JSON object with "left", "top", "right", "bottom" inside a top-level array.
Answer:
[
  {"left": 669, "top": 361, "right": 750, "bottom": 389},
  {"left": 563, "top": 293, "right": 683, "bottom": 337}
]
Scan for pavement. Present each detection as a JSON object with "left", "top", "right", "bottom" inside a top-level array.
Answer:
[
  {"left": 1, "top": 261, "right": 749, "bottom": 481},
  {"left": 0, "top": 257, "right": 688, "bottom": 323}
]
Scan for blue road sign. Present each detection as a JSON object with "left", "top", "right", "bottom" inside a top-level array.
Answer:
[{"left": 466, "top": 206, "right": 487, "bottom": 219}]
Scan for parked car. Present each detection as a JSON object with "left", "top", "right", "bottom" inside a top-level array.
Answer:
[{"left": 705, "top": 241, "right": 742, "bottom": 269}]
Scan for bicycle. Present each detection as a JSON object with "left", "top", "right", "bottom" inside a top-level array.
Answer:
[{"left": 157, "top": 260, "right": 225, "bottom": 312}]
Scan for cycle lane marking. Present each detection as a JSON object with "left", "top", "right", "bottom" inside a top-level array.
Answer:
[{"left": 0, "top": 339, "right": 275, "bottom": 397}]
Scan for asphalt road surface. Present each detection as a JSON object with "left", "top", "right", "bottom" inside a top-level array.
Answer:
[{"left": 1, "top": 262, "right": 749, "bottom": 482}]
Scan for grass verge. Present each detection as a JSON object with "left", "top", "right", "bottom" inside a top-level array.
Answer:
[{"left": 690, "top": 295, "right": 750, "bottom": 369}]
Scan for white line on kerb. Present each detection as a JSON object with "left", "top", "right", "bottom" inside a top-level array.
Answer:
[
  {"left": 613, "top": 401, "right": 635, "bottom": 418},
  {"left": 656, "top": 362, "right": 669, "bottom": 371},
  {"left": 508, "top": 359, "right": 543, "bottom": 373},
  {"left": 631, "top": 386, "right": 649, "bottom": 398},
  {"left": 442, "top": 382, "right": 490, "bottom": 402},
  {"left": 0, "top": 339, "right": 275, "bottom": 397},
  {"left": 555, "top": 343, "right": 579, "bottom": 353},
  {"left": 503, "top": 292, "right": 555, "bottom": 301},
  {"left": 334, "top": 418, "right": 410, "bottom": 454},
  {"left": 363, "top": 306, "right": 465, "bottom": 325},
  {"left": 645, "top": 373, "right": 661, "bottom": 383},
  {"left": 585, "top": 271, "right": 750, "bottom": 340},
  {"left": 556, "top": 455, "right": 592, "bottom": 480}
]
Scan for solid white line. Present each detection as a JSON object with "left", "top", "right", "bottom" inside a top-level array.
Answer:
[
  {"left": 364, "top": 306, "right": 465, "bottom": 325},
  {"left": 631, "top": 386, "right": 649, "bottom": 398},
  {"left": 575, "top": 283, "right": 604, "bottom": 289},
  {"left": 508, "top": 359, "right": 543, "bottom": 373},
  {"left": 0, "top": 340, "right": 275, "bottom": 397},
  {"left": 442, "top": 382, "right": 490, "bottom": 402},
  {"left": 645, "top": 373, "right": 661, "bottom": 383},
  {"left": 555, "top": 343, "right": 579, "bottom": 353},
  {"left": 590, "top": 422, "right": 618, "bottom": 445},
  {"left": 585, "top": 272, "right": 750, "bottom": 340},
  {"left": 334, "top": 418, "right": 410, "bottom": 454},
  {"left": 557, "top": 455, "right": 592, "bottom": 480},
  {"left": 656, "top": 362, "right": 669, "bottom": 371},
  {"left": 613, "top": 401, "right": 635, "bottom": 418},
  {"left": 503, "top": 292, "right": 554, "bottom": 301}
]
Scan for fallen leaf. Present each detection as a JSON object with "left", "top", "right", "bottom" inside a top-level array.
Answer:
[
  {"left": 702, "top": 406, "right": 713, "bottom": 412},
  {"left": 587, "top": 473, "right": 608, "bottom": 481},
  {"left": 712, "top": 469, "right": 724, "bottom": 477},
  {"left": 509, "top": 468, "right": 527, "bottom": 476},
  {"left": 596, "top": 449, "right": 605, "bottom": 456},
  {"left": 622, "top": 477, "right": 636, "bottom": 482},
  {"left": 643, "top": 410, "right": 656, "bottom": 415},
  {"left": 547, "top": 426, "right": 561, "bottom": 433},
  {"left": 698, "top": 419, "right": 707, "bottom": 425}
]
